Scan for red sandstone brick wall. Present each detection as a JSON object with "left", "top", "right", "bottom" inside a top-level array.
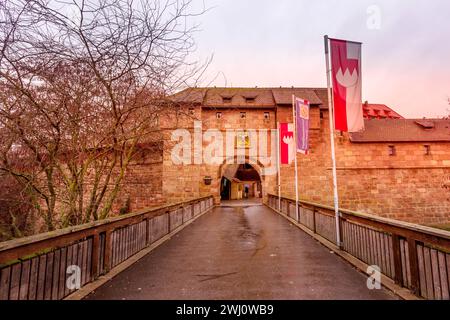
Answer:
[
  {"left": 135, "top": 103, "right": 450, "bottom": 226},
  {"left": 277, "top": 106, "right": 450, "bottom": 225},
  {"left": 113, "top": 144, "right": 165, "bottom": 214},
  {"left": 159, "top": 106, "right": 278, "bottom": 204}
]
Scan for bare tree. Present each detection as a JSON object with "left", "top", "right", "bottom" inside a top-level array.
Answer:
[
  {"left": 0, "top": 172, "right": 35, "bottom": 240},
  {"left": 0, "top": 0, "right": 207, "bottom": 235},
  {"left": 446, "top": 98, "right": 450, "bottom": 119}
]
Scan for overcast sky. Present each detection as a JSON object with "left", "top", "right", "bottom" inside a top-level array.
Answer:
[{"left": 190, "top": 0, "right": 450, "bottom": 118}]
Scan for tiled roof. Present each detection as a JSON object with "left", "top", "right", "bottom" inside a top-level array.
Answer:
[
  {"left": 312, "top": 88, "right": 330, "bottom": 109},
  {"left": 170, "top": 87, "right": 325, "bottom": 107},
  {"left": 271, "top": 88, "right": 322, "bottom": 105},
  {"left": 169, "top": 88, "right": 406, "bottom": 122},
  {"left": 350, "top": 119, "right": 450, "bottom": 143},
  {"left": 362, "top": 102, "right": 404, "bottom": 119},
  {"left": 204, "top": 88, "right": 275, "bottom": 107},
  {"left": 169, "top": 88, "right": 207, "bottom": 104}
]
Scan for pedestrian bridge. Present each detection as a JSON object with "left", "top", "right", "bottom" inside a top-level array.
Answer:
[{"left": 0, "top": 195, "right": 449, "bottom": 300}]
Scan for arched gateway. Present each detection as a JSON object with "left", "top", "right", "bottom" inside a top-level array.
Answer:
[
  {"left": 218, "top": 157, "right": 267, "bottom": 202},
  {"left": 220, "top": 163, "right": 262, "bottom": 200}
]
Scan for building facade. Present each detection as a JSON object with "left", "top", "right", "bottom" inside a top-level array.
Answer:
[{"left": 119, "top": 87, "right": 450, "bottom": 226}]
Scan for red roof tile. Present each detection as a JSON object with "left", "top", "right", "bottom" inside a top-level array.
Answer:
[
  {"left": 204, "top": 88, "right": 275, "bottom": 107},
  {"left": 171, "top": 87, "right": 325, "bottom": 107},
  {"left": 362, "top": 103, "right": 404, "bottom": 119},
  {"left": 271, "top": 88, "right": 322, "bottom": 105},
  {"left": 350, "top": 119, "right": 450, "bottom": 142},
  {"left": 170, "top": 88, "right": 405, "bottom": 122},
  {"left": 169, "top": 87, "right": 207, "bottom": 104}
]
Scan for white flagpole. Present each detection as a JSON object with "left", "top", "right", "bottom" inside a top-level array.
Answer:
[
  {"left": 277, "top": 122, "right": 281, "bottom": 211},
  {"left": 292, "top": 95, "right": 299, "bottom": 221},
  {"left": 324, "top": 35, "right": 342, "bottom": 248}
]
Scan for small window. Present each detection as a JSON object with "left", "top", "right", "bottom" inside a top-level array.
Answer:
[
  {"left": 245, "top": 97, "right": 255, "bottom": 103},
  {"left": 424, "top": 145, "right": 431, "bottom": 155},
  {"left": 216, "top": 112, "right": 222, "bottom": 119},
  {"left": 188, "top": 107, "right": 195, "bottom": 115},
  {"left": 264, "top": 112, "right": 270, "bottom": 120},
  {"left": 388, "top": 145, "right": 396, "bottom": 156},
  {"left": 240, "top": 112, "right": 246, "bottom": 119},
  {"left": 222, "top": 97, "right": 232, "bottom": 104}
]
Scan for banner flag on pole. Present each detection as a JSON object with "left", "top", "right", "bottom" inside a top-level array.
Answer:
[
  {"left": 279, "top": 123, "right": 295, "bottom": 165},
  {"left": 330, "top": 38, "right": 364, "bottom": 133},
  {"left": 291, "top": 95, "right": 299, "bottom": 221},
  {"left": 276, "top": 122, "right": 281, "bottom": 210},
  {"left": 294, "top": 97, "right": 310, "bottom": 154}
]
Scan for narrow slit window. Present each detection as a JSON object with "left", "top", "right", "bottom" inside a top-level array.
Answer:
[
  {"left": 216, "top": 112, "right": 222, "bottom": 119},
  {"left": 388, "top": 145, "right": 396, "bottom": 156},
  {"left": 264, "top": 112, "right": 270, "bottom": 120},
  {"left": 424, "top": 145, "right": 431, "bottom": 155},
  {"left": 240, "top": 112, "right": 246, "bottom": 119}
]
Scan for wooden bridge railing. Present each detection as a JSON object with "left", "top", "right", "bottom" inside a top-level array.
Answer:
[
  {"left": 267, "top": 193, "right": 450, "bottom": 300},
  {"left": 0, "top": 195, "right": 214, "bottom": 300}
]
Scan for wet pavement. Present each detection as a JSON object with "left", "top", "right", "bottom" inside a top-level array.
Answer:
[
  {"left": 86, "top": 203, "right": 398, "bottom": 300},
  {"left": 220, "top": 198, "right": 263, "bottom": 207}
]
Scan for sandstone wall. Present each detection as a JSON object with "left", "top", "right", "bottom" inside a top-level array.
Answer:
[
  {"left": 277, "top": 106, "right": 450, "bottom": 225},
  {"left": 150, "top": 103, "right": 450, "bottom": 225},
  {"left": 113, "top": 144, "right": 165, "bottom": 213}
]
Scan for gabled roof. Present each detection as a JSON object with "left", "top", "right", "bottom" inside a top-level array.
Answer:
[
  {"left": 362, "top": 102, "right": 404, "bottom": 119},
  {"left": 350, "top": 119, "right": 450, "bottom": 143},
  {"left": 312, "top": 88, "right": 330, "bottom": 109},
  {"left": 204, "top": 88, "right": 275, "bottom": 107},
  {"left": 169, "top": 88, "right": 207, "bottom": 104},
  {"left": 170, "top": 87, "right": 326, "bottom": 107},
  {"left": 169, "top": 88, "right": 407, "bottom": 122},
  {"left": 271, "top": 88, "right": 322, "bottom": 105}
]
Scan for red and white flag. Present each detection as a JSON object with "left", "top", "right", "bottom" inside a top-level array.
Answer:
[
  {"left": 330, "top": 39, "right": 364, "bottom": 132},
  {"left": 279, "top": 123, "right": 295, "bottom": 165}
]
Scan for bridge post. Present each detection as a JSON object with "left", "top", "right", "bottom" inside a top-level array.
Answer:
[
  {"left": 167, "top": 211, "right": 171, "bottom": 233},
  {"left": 104, "top": 230, "right": 112, "bottom": 273},
  {"left": 145, "top": 219, "right": 150, "bottom": 246},
  {"left": 337, "top": 212, "right": 344, "bottom": 249},
  {"left": 407, "top": 238, "right": 420, "bottom": 295},
  {"left": 312, "top": 208, "right": 316, "bottom": 234},
  {"left": 392, "top": 234, "right": 403, "bottom": 285},
  {"left": 181, "top": 207, "right": 184, "bottom": 225},
  {"left": 91, "top": 233, "right": 100, "bottom": 278}
]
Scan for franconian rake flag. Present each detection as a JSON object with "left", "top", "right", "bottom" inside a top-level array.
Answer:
[
  {"left": 330, "top": 38, "right": 364, "bottom": 132},
  {"left": 295, "top": 97, "right": 310, "bottom": 154},
  {"left": 279, "top": 123, "right": 294, "bottom": 165}
]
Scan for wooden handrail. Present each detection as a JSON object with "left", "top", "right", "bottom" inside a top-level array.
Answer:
[
  {"left": 0, "top": 195, "right": 215, "bottom": 300},
  {"left": 267, "top": 193, "right": 450, "bottom": 300},
  {"left": 268, "top": 193, "right": 450, "bottom": 242},
  {"left": 0, "top": 195, "right": 213, "bottom": 265}
]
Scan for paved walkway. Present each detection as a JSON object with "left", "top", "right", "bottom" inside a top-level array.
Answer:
[
  {"left": 220, "top": 198, "right": 263, "bottom": 207},
  {"left": 86, "top": 203, "right": 397, "bottom": 300}
]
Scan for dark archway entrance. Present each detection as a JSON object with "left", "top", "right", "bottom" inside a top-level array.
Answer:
[
  {"left": 220, "top": 177, "right": 231, "bottom": 200},
  {"left": 220, "top": 163, "right": 262, "bottom": 201}
]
